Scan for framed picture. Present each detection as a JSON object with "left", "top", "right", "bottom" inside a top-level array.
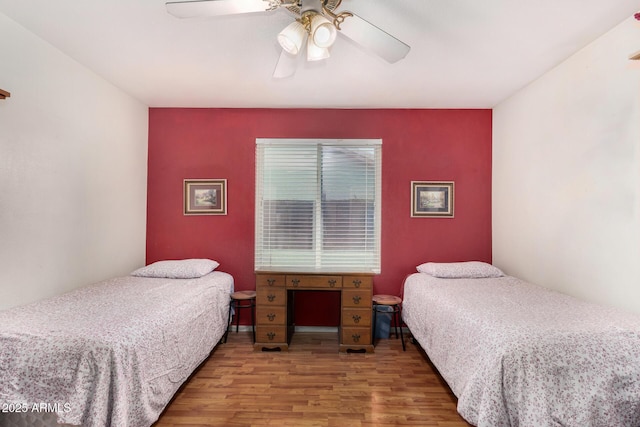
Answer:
[
  {"left": 411, "top": 181, "right": 454, "bottom": 218},
  {"left": 184, "top": 179, "right": 227, "bottom": 215}
]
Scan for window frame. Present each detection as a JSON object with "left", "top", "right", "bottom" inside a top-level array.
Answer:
[{"left": 255, "top": 138, "right": 382, "bottom": 274}]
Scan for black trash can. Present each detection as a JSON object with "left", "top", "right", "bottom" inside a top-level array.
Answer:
[{"left": 374, "top": 305, "right": 393, "bottom": 339}]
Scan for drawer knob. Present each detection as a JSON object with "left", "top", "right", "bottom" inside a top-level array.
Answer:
[
  {"left": 353, "top": 279, "right": 361, "bottom": 288},
  {"left": 328, "top": 279, "right": 336, "bottom": 287},
  {"left": 352, "top": 333, "right": 361, "bottom": 342},
  {"left": 267, "top": 332, "right": 276, "bottom": 341},
  {"left": 291, "top": 278, "right": 300, "bottom": 287},
  {"left": 352, "top": 314, "right": 361, "bottom": 324},
  {"left": 267, "top": 294, "right": 276, "bottom": 302},
  {"left": 267, "top": 313, "right": 276, "bottom": 322},
  {"left": 267, "top": 278, "right": 276, "bottom": 286},
  {"left": 352, "top": 295, "right": 361, "bottom": 304}
]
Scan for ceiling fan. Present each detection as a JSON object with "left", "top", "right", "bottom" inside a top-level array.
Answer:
[{"left": 165, "top": 0, "right": 411, "bottom": 78}]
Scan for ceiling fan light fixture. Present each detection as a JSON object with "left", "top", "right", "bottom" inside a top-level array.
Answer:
[
  {"left": 277, "top": 20, "right": 308, "bottom": 55},
  {"left": 309, "top": 14, "right": 337, "bottom": 48},
  {"left": 167, "top": 0, "right": 412, "bottom": 76},
  {"left": 306, "top": 37, "right": 330, "bottom": 61}
]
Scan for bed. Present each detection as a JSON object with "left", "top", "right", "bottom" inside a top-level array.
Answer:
[
  {"left": 401, "top": 261, "right": 640, "bottom": 427},
  {"left": 0, "top": 259, "right": 233, "bottom": 427}
]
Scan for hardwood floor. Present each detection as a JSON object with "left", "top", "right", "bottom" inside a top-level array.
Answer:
[{"left": 154, "top": 331, "right": 473, "bottom": 427}]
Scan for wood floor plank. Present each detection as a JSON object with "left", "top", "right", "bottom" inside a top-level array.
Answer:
[{"left": 154, "top": 332, "right": 473, "bottom": 426}]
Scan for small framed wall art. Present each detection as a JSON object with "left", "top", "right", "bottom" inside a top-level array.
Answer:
[
  {"left": 184, "top": 179, "right": 227, "bottom": 215},
  {"left": 411, "top": 181, "right": 454, "bottom": 218}
]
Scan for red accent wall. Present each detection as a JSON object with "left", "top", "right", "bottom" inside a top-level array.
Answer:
[{"left": 147, "top": 108, "right": 492, "bottom": 326}]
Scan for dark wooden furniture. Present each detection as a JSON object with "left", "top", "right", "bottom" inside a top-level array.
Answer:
[
  {"left": 372, "top": 294, "right": 405, "bottom": 351},
  {"left": 225, "top": 290, "right": 256, "bottom": 343},
  {"left": 255, "top": 272, "right": 374, "bottom": 353}
]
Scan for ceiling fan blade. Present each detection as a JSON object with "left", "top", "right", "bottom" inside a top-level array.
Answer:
[
  {"left": 338, "top": 13, "right": 410, "bottom": 63},
  {"left": 166, "top": 0, "right": 274, "bottom": 18},
  {"left": 273, "top": 49, "right": 299, "bottom": 79}
]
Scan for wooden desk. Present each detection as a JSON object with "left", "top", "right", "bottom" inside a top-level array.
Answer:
[{"left": 255, "top": 272, "right": 374, "bottom": 353}]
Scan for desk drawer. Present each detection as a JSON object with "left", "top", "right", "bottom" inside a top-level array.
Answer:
[
  {"left": 342, "top": 308, "right": 371, "bottom": 327},
  {"left": 342, "top": 289, "right": 372, "bottom": 308},
  {"left": 341, "top": 327, "right": 372, "bottom": 346},
  {"left": 256, "top": 306, "right": 286, "bottom": 326},
  {"left": 257, "top": 287, "right": 286, "bottom": 306},
  {"left": 286, "top": 275, "right": 342, "bottom": 289},
  {"left": 256, "top": 274, "right": 286, "bottom": 288},
  {"left": 256, "top": 326, "right": 287, "bottom": 344},
  {"left": 342, "top": 276, "right": 373, "bottom": 289}
]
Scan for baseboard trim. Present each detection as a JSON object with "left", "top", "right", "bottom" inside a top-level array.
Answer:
[
  {"left": 230, "top": 326, "right": 339, "bottom": 333},
  {"left": 230, "top": 326, "right": 410, "bottom": 333},
  {"left": 294, "top": 326, "right": 339, "bottom": 333}
]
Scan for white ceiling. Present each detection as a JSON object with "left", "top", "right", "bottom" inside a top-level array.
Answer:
[{"left": 0, "top": 0, "right": 638, "bottom": 108}]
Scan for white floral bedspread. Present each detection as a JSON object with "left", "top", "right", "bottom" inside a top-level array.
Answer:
[
  {"left": 0, "top": 272, "right": 233, "bottom": 427},
  {"left": 402, "top": 273, "right": 640, "bottom": 427}
]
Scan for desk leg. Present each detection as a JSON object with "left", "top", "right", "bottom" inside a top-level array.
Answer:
[
  {"left": 287, "top": 290, "right": 296, "bottom": 345},
  {"left": 372, "top": 305, "right": 378, "bottom": 346}
]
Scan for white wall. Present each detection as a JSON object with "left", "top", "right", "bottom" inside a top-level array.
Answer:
[
  {"left": 493, "top": 17, "right": 640, "bottom": 313},
  {"left": 0, "top": 13, "right": 148, "bottom": 310}
]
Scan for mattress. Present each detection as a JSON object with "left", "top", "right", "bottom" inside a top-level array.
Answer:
[
  {"left": 0, "top": 271, "right": 233, "bottom": 427},
  {"left": 402, "top": 272, "right": 640, "bottom": 427}
]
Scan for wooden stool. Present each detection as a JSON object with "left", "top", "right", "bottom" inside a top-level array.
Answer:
[
  {"left": 372, "top": 294, "right": 405, "bottom": 351},
  {"left": 225, "top": 290, "right": 256, "bottom": 343}
]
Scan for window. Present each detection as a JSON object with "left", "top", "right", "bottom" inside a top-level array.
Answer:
[{"left": 255, "top": 139, "right": 381, "bottom": 273}]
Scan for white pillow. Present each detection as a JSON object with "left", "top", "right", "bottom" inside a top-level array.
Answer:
[
  {"left": 416, "top": 261, "right": 504, "bottom": 279},
  {"left": 131, "top": 259, "right": 219, "bottom": 279}
]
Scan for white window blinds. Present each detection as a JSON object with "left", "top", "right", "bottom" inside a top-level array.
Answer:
[{"left": 255, "top": 139, "right": 382, "bottom": 273}]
